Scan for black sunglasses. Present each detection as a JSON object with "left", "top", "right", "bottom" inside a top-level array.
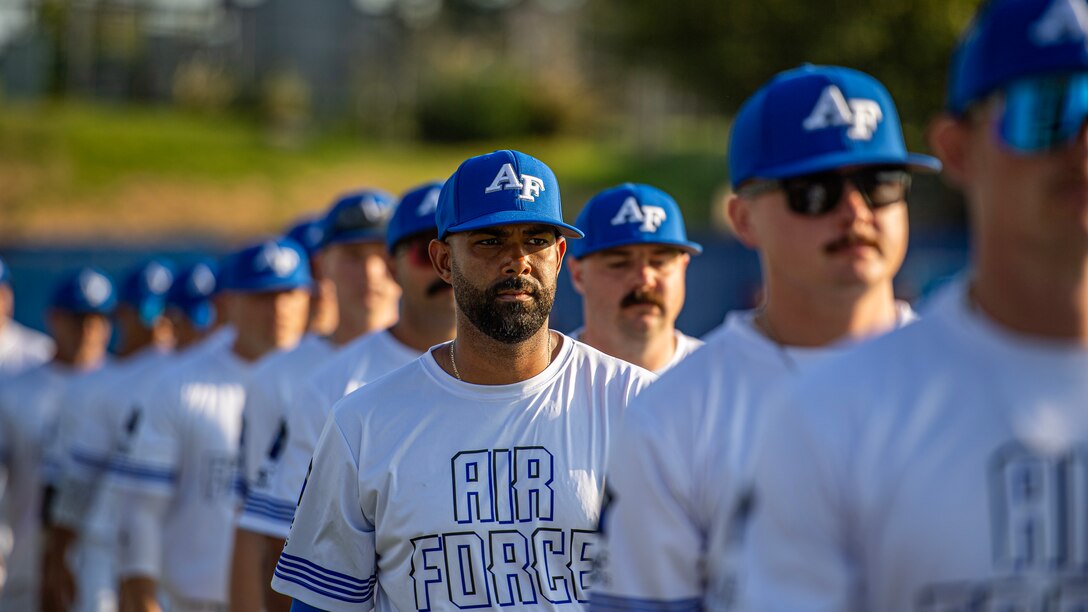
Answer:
[{"left": 738, "top": 166, "right": 912, "bottom": 216}]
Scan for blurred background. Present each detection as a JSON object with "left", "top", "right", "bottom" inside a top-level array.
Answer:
[{"left": 0, "top": 0, "right": 978, "bottom": 336}]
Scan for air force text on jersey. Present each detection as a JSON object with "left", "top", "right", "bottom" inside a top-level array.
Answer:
[{"left": 406, "top": 446, "right": 595, "bottom": 609}]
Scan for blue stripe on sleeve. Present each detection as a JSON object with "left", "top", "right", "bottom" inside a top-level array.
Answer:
[
  {"left": 590, "top": 593, "right": 703, "bottom": 612},
  {"left": 273, "top": 566, "right": 376, "bottom": 604},
  {"left": 106, "top": 457, "right": 177, "bottom": 484}
]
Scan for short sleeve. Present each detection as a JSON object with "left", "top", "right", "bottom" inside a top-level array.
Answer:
[
  {"left": 108, "top": 380, "right": 181, "bottom": 496},
  {"left": 270, "top": 415, "right": 377, "bottom": 612},
  {"left": 237, "top": 374, "right": 293, "bottom": 535}
]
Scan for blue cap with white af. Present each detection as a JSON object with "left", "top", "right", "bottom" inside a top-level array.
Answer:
[
  {"left": 729, "top": 64, "right": 941, "bottom": 189},
  {"left": 437, "top": 150, "right": 583, "bottom": 239},
  {"left": 948, "top": 0, "right": 1088, "bottom": 115},
  {"left": 219, "top": 238, "right": 312, "bottom": 293},
  {"left": 320, "top": 189, "right": 395, "bottom": 248},
  {"left": 119, "top": 258, "right": 176, "bottom": 327},
  {"left": 387, "top": 181, "right": 443, "bottom": 253},
  {"left": 168, "top": 260, "right": 218, "bottom": 329},
  {"left": 285, "top": 217, "right": 327, "bottom": 256},
  {"left": 571, "top": 183, "right": 702, "bottom": 259},
  {"left": 51, "top": 266, "right": 117, "bottom": 314}
]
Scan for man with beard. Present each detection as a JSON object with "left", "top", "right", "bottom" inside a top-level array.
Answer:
[
  {"left": 271, "top": 150, "right": 657, "bottom": 612},
  {"left": 590, "top": 65, "right": 929, "bottom": 610},
  {"left": 567, "top": 183, "right": 703, "bottom": 373}
]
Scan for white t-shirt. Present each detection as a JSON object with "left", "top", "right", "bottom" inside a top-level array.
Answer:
[
  {"left": 739, "top": 281, "right": 1088, "bottom": 611},
  {"left": 237, "top": 334, "right": 335, "bottom": 536},
  {"left": 110, "top": 342, "right": 254, "bottom": 604},
  {"left": 0, "top": 362, "right": 99, "bottom": 592},
  {"left": 0, "top": 320, "right": 54, "bottom": 379},
  {"left": 568, "top": 328, "right": 704, "bottom": 374},
  {"left": 590, "top": 303, "right": 916, "bottom": 610},
  {"left": 270, "top": 333, "right": 656, "bottom": 612},
  {"left": 249, "top": 329, "right": 421, "bottom": 539}
]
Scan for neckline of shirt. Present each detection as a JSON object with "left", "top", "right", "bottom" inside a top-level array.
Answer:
[{"left": 421, "top": 331, "right": 574, "bottom": 400}]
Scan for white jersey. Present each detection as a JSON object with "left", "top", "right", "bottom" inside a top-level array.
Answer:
[
  {"left": 0, "top": 362, "right": 98, "bottom": 601},
  {"left": 237, "top": 334, "right": 334, "bottom": 537},
  {"left": 56, "top": 347, "right": 174, "bottom": 540},
  {"left": 740, "top": 281, "right": 1088, "bottom": 611},
  {"left": 251, "top": 329, "right": 421, "bottom": 539},
  {"left": 591, "top": 303, "right": 916, "bottom": 610},
  {"left": 0, "top": 320, "right": 54, "bottom": 378},
  {"left": 110, "top": 342, "right": 254, "bottom": 604},
  {"left": 568, "top": 328, "right": 704, "bottom": 374},
  {"left": 271, "top": 333, "right": 656, "bottom": 612}
]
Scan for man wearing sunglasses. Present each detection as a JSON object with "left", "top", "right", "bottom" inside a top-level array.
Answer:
[
  {"left": 238, "top": 182, "right": 456, "bottom": 612},
  {"left": 567, "top": 183, "right": 704, "bottom": 374},
  {"left": 232, "top": 190, "right": 400, "bottom": 612},
  {"left": 735, "top": 1, "right": 1088, "bottom": 610},
  {"left": 591, "top": 65, "right": 932, "bottom": 610}
]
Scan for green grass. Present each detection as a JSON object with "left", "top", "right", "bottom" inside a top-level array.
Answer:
[{"left": 0, "top": 100, "right": 731, "bottom": 235}]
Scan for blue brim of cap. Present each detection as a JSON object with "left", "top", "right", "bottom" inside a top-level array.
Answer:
[
  {"left": 322, "top": 230, "right": 385, "bottom": 249},
  {"left": 136, "top": 297, "right": 168, "bottom": 327},
  {"left": 576, "top": 237, "right": 703, "bottom": 259},
  {"left": 442, "top": 210, "right": 585, "bottom": 239},
  {"left": 225, "top": 279, "right": 313, "bottom": 294},
  {"left": 744, "top": 152, "right": 942, "bottom": 184},
  {"left": 186, "top": 301, "right": 215, "bottom": 330}
]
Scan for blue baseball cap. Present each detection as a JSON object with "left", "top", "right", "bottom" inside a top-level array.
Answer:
[
  {"left": 320, "top": 190, "right": 395, "bottom": 249},
  {"left": 118, "top": 258, "right": 176, "bottom": 327},
  {"left": 437, "top": 150, "right": 584, "bottom": 239},
  {"left": 167, "top": 260, "right": 218, "bottom": 330},
  {"left": 219, "top": 238, "right": 312, "bottom": 293},
  {"left": 51, "top": 266, "right": 117, "bottom": 315},
  {"left": 387, "top": 182, "right": 443, "bottom": 253},
  {"left": 570, "top": 183, "right": 702, "bottom": 259},
  {"left": 948, "top": 0, "right": 1088, "bottom": 116},
  {"left": 0, "top": 256, "right": 9, "bottom": 286},
  {"left": 728, "top": 65, "right": 941, "bottom": 189},
  {"left": 285, "top": 217, "right": 327, "bottom": 256}
]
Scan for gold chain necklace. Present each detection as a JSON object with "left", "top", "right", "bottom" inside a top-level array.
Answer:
[{"left": 449, "top": 332, "right": 553, "bottom": 381}]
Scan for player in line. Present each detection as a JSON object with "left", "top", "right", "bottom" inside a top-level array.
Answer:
[
  {"left": 240, "top": 180, "right": 457, "bottom": 612},
  {"left": 164, "top": 259, "right": 221, "bottom": 354},
  {"left": 0, "top": 255, "right": 55, "bottom": 378},
  {"left": 591, "top": 64, "right": 935, "bottom": 610},
  {"left": 111, "top": 238, "right": 312, "bottom": 612},
  {"left": 233, "top": 190, "right": 401, "bottom": 612},
  {"left": 270, "top": 150, "right": 656, "bottom": 611},
  {"left": 0, "top": 266, "right": 115, "bottom": 611},
  {"left": 740, "top": 0, "right": 1088, "bottom": 609},
  {"left": 44, "top": 258, "right": 178, "bottom": 612},
  {"left": 568, "top": 183, "right": 704, "bottom": 373}
]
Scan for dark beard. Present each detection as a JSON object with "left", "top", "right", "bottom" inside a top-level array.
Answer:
[{"left": 451, "top": 264, "right": 554, "bottom": 344}]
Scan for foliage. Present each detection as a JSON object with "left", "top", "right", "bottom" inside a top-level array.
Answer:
[{"left": 591, "top": 0, "right": 981, "bottom": 142}]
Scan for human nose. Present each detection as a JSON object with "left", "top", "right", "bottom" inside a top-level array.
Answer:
[
  {"left": 835, "top": 181, "right": 874, "bottom": 223},
  {"left": 502, "top": 243, "right": 532, "bottom": 276}
]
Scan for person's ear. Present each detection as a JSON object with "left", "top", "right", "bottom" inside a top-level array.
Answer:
[
  {"left": 927, "top": 113, "right": 973, "bottom": 188},
  {"left": 727, "top": 193, "right": 760, "bottom": 249},
  {"left": 430, "top": 238, "right": 453, "bottom": 284}
]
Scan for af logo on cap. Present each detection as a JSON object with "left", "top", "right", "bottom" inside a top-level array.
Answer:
[
  {"left": 256, "top": 243, "right": 301, "bottom": 277},
  {"left": 80, "top": 269, "right": 113, "bottom": 307},
  {"left": 189, "top": 263, "right": 217, "bottom": 297},
  {"left": 1031, "top": 0, "right": 1088, "bottom": 45},
  {"left": 803, "top": 85, "right": 884, "bottom": 141},
  {"left": 417, "top": 187, "right": 440, "bottom": 217},
  {"left": 144, "top": 262, "right": 174, "bottom": 296},
  {"left": 610, "top": 197, "right": 668, "bottom": 233},
  {"left": 485, "top": 163, "right": 546, "bottom": 202}
]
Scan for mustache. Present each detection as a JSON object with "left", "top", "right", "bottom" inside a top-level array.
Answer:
[
  {"left": 488, "top": 276, "right": 542, "bottom": 299},
  {"left": 620, "top": 288, "right": 666, "bottom": 311},
  {"left": 824, "top": 231, "right": 882, "bottom": 254},
  {"left": 426, "top": 280, "right": 452, "bottom": 297}
]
